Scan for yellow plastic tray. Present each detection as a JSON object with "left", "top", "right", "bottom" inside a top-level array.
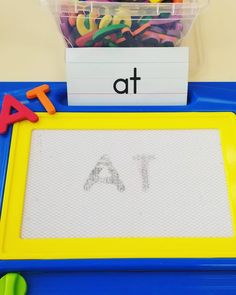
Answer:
[{"left": 1, "top": 112, "right": 236, "bottom": 260}]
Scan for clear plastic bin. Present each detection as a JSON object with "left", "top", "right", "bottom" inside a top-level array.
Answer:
[{"left": 42, "top": 0, "right": 208, "bottom": 47}]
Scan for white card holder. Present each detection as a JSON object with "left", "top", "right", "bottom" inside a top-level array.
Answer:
[{"left": 66, "top": 47, "right": 189, "bottom": 106}]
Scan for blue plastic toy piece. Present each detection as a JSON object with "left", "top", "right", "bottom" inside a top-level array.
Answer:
[{"left": 1, "top": 82, "right": 236, "bottom": 294}]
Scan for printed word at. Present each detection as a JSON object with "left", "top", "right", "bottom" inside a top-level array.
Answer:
[{"left": 113, "top": 68, "right": 141, "bottom": 94}]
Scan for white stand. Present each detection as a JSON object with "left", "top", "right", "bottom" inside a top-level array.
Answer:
[{"left": 66, "top": 47, "right": 189, "bottom": 106}]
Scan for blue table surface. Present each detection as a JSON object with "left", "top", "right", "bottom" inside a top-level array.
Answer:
[{"left": 1, "top": 82, "right": 236, "bottom": 294}]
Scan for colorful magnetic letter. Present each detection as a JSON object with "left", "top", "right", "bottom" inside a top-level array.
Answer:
[
  {"left": 0, "top": 94, "right": 39, "bottom": 135},
  {"left": 26, "top": 84, "right": 56, "bottom": 115}
]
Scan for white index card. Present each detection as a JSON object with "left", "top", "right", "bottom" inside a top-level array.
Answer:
[{"left": 66, "top": 48, "right": 189, "bottom": 106}]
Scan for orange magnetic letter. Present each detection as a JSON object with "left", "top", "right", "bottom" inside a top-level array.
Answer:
[
  {"left": 0, "top": 95, "right": 39, "bottom": 134},
  {"left": 26, "top": 84, "right": 56, "bottom": 115}
]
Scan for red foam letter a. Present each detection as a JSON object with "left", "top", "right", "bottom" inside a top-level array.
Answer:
[{"left": 0, "top": 94, "right": 38, "bottom": 134}]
